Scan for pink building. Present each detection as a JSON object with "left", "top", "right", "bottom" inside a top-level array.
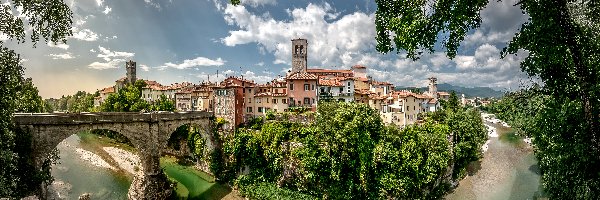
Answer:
[{"left": 286, "top": 72, "right": 318, "bottom": 110}]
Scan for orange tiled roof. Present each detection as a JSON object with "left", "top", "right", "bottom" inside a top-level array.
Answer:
[
  {"left": 351, "top": 65, "right": 367, "bottom": 69},
  {"left": 428, "top": 98, "right": 438, "bottom": 104},
  {"left": 318, "top": 77, "right": 343, "bottom": 86},
  {"left": 371, "top": 81, "right": 393, "bottom": 86},
  {"left": 100, "top": 86, "right": 115, "bottom": 94},
  {"left": 438, "top": 91, "right": 450, "bottom": 96},
  {"left": 288, "top": 72, "right": 318, "bottom": 80},
  {"left": 307, "top": 68, "right": 353, "bottom": 73}
]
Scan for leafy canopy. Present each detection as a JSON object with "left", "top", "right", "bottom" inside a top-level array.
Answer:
[{"left": 0, "top": 0, "right": 73, "bottom": 197}]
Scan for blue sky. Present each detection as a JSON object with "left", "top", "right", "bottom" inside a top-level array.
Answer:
[{"left": 1, "top": 0, "right": 530, "bottom": 98}]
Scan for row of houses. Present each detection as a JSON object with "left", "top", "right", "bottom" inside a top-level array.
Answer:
[{"left": 95, "top": 39, "right": 451, "bottom": 128}]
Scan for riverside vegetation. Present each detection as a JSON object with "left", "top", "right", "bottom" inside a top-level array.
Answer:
[{"left": 210, "top": 95, "right": 488, "bottom": 199}]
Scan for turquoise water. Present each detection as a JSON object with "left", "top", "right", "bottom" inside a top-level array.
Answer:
[
  {"left": 51, "top": 135, "right": 130, "bottom": 199},
  {"left": 161, "top": 158, "right": 231, "bottom": 200},
  {"left": 51, "top": 134, "right": 227, "bottom": 199},
  {"left": 445, "top": 123, "right": 543, "bottom": 200}
]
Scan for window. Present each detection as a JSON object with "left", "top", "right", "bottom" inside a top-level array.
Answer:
[
  {"left": 248, "top": 98, "right": 252, "bottom": 103},
  {"left": 320, "top": 88, "right": 325, "bottom": 93},
  {"left": 267, "top": 98, "right": 269, "bottom": 103},
  {"left": 304, "top": 98, "right": 310, "bottom": 105},
  {"left": 247, "top": 107, "right": 253, "bottom": 113},
  {"left": 312, "top": 98, "right": 315, "bottom": 104},
  {"left": 273, "top": 99, "right": 278, "bottom": 104},
  {"left": 289, "top": 84, "right": 294, "bottom": 90},
  {"left": 407, "top": 106, "right": 410, "bottom": 111},
  {"left": 258, "top": 107, "right": 263, "bottom": 112},
  {"left": 257, "top": 98, "right": 262, "bottom": 103},
  {"left": 347, "top": 82, "right": 350, "bottom": 86},
  {"left": 304, "top": 84, "right": 310, "bottom": 91},
  {"left": 283, "top": 99, "right": 287, "bottom": 104},
  {"left": 312, "top": 84, "right": 315, "bottom": 90},
  {"left": 275, "top": 89, "right": 279, "bottom": 93},
  {"left": 414, "top": 106, "right": 416, "bottom": 111},
  {"left": 339, "top": 88, "right": 343, "bottom": 93},
  {"left": 283, "top": 89, "right": 286, "bottom": 93}
]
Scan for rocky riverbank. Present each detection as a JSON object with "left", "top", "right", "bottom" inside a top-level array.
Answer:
[{"left": 103, "top": 147, "right": 143, "bottom": 176}]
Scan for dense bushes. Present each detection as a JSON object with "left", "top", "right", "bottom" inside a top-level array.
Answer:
[{"left": 219, "top": 102, "right": 487, "bottom": 199}]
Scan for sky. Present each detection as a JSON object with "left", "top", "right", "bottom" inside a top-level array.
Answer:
[{"left": 1, "top": 0, "right": 531, "bottom": 98}]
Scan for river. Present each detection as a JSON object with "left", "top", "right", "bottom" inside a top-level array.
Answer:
[
  {"left": 49, "top": 133, "right": 232, "bottom": 200},
  {"left": 445, "top": 117, "right": 545, "bottom": 200}
]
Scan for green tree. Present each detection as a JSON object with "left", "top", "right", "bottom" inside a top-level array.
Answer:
[
  {"left": 101, "top": 80, "right": 150, "bottom": 112},
  {"left": 151, "top": 94, "right": 175, "bottom": 111},
  {"left": 375, "top": 0, "right": 600, "bottom": 197},
  {"left": 14, "top": 78, "right": 45, "bottom": 113},
  {"left": 0, "top": 0, "right": 72, "bottom": 197}
]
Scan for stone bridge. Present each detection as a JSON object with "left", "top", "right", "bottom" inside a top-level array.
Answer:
[{"left": 13, "top": 111, "right": 214, "bottom": 200}]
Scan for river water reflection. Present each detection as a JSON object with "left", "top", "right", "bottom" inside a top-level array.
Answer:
[
  {"left": 51, "top": 134, "right": 130, "bottom": 199},
  {"left": 50, "top": 134, "right": 227, "bottom": 200},
  {"left": 445, "top": 123, "right": 543, "bottom": 200}
]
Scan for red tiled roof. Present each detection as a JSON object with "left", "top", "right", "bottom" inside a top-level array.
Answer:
[
  {"left": 287, "top": 72, "right": 317, "bottom": 80},
  {"left": 438, "top": 92, "right": 450, "bottom": 96},
  {"left": 318, "top": 77, "right": 343, "bottom": 86},
  {"left": 100, "top": 86, "right": 115, "bottom": 94},
  {"left": 351, "top": 65, "right": 367, "bottom": 69},
  {"left": 255, "top": 92, "right": 272, "bottom": 97},
  {"left": 307, "top": 69, "right": 353, "bottom": 73},
  {"left": 428, "top": 98, "right": 438, "bottom": 104},
  {"left": 372, "top": 81, "right": 393, "bottom": 86},
  {"left": 354, "top": 89, "right": 372, "bottom": 95}
]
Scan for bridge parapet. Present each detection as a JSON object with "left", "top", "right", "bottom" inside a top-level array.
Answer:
[{"left": 13, "top": 111, "right": 213, "bottom": 125}]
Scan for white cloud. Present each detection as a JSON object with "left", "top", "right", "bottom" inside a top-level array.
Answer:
[
  {"left": 97, "top": 46, "right": 135, "bottom": 61},
  {"left": 241, "top": 0, "right": 276, "bottom": 7},
  {"left": 223, "top": 69, "right": 235, "bottom": 74},
  {"left": 221, "top": 3, "right": 375, "bottom": 68},
  {"left": 47, "top": 42, "right": 70, "bottom": 50},
  {"left": 139, "top": 64, "right": 150, "bottom": 72},
  {"left": 158, "top": 56, "right": 226, "bottom": 70},
  {"left": 144, "top": 0, "right": 161, "bottom": 9},
  {"left": 48, "top": 53, "right": 75, "bottom": 60},
  {"left": 88, "top": 46, "right": 135, "bottom": 70},
  {"left": 103, "top": 6, "right": 111, "bottom": 15},
  {"left": 72, "top": 29, "right": 99, "bottom": 41},
  {"left": 240, "top": 71, "right": 272, "bottom": 83},
  {"left": 90, "top": 49, "right": 96, "bottom": 53},
  {"left": 255, "top": 61, "right": 264, "bottom": 66},
  {"left": 195, "top": 72, "right": 227, "bottom": 83},
  {"left": 89, "top": 61, "right": 123, "bottom": 70},
  {"left": 95, "top": 0, "right": 103, "bottom": 6}
]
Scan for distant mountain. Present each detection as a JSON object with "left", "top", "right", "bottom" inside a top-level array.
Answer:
[{"left": 395, "top": 83, "right": 505, "bottom": 98}]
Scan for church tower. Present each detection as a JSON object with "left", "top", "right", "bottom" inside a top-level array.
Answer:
[
  {"left": 291, "top": 39, "right": 307, "bottom": 74},
  {"left": 428, "top": 77, "right": 438, "bottom": 98},
  {"left": 126, "top": 60, "right": 137, "bottom": 84}
]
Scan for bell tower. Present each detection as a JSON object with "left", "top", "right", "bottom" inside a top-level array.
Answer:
[
  {"left": 126, "top": 60, "right": 137, "bottom": 84},
  {"left": 428, "top": 77, "right": 438, "bottom": 98},
  {"left": 291, "top": 39, "right": 307, "bottom": 74}
]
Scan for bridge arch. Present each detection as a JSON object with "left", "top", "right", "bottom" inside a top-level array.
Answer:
[{"left": 13, "top": 111, "right": 214, "bottom": 200}]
